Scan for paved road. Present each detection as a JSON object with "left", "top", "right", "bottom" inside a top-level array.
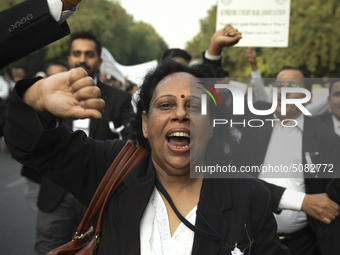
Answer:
[{"left": 0, "top": 143, "right": 36, "bottom": 255}]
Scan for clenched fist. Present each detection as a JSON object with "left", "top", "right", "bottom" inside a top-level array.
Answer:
[{"left": 23, "top": 67, "right": 105, "bottom": 127}]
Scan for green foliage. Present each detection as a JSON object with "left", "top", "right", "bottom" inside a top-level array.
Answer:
[
  {"left": 186, "top": 6, "right": 217, "bottom": 59},
  {"left": 0, "top": 0, "right": 21, "bottom": 10},
  {"left": 127, "top": 21, "right": 168, "bottom": 64},
  {"left": 186, "top": 1, "right": 340, "bottom": 78},
  {"left": 1, "top": 0, "right": 167, "bottom": 71}
]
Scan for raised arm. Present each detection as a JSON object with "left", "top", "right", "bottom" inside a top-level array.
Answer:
[
  {"left": 202, "top": 24, "right": 242, "bottom": 67},
  {"left": 246, "top": 47, "right": 270, "bottom": 102},
  {"left": 208, "top": 24, "right": 242, "bottom": 56},
  {"left": 3, "top": 68, "right": 119, "bottom": 206},
  {"left": 0, "top": 0, "right": 79, "bottom": 68}
]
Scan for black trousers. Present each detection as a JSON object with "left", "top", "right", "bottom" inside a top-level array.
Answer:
[{"left": 279, "top": 226, "right": 320, "bottom": 255}]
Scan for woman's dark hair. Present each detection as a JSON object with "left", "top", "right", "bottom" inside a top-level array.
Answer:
[
  {"left": 161, "top": 49, "right": 192, "bottom": 63},
  {"left": 131, "top": 61, "right": 238, "bottom": 166}
]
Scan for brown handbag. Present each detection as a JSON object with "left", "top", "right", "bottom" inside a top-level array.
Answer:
[{"left": 47, "top": 143, "right": 148, "bottom": 255}]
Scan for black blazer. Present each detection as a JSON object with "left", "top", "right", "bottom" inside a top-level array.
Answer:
[
  {"left": 0, "top": 98, "right": 7, "bottom": 137},
  {"left": 315, "top": 113, "right": 340, "bottom": 205},
  {"left": 315, "top": 113, "right": 334, "bottom": 130},
  {"left": 4, "top": 80, "right": 290, "bottom": 255},
  {"left": 238, "top": 102, "right": 340, "bottom": 254},
  {"left": 64, "top": 80, "right": 133, "bottom": 141},
  {"left": 0, "top": 0, "right": 70, "bottom": 69},
  {"left": 89, "top": 80, "right": 134, "bottom": 141}
]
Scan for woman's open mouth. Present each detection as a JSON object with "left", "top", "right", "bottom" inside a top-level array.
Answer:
[
  {"left": 166, "top": 129, "right": 191, "bottom": 153},
  {"left": 167, "top": 132, "right": 190, "bottom": 149}
]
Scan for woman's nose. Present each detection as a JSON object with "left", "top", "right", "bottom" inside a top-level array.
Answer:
[{"left": 172, "top": 105, "right": 189, "bottom": 122}]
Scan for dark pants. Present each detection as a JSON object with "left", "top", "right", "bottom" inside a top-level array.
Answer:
[
  {"left": 279, "top": 226, "right": 320, "bottom": 255},
  {"left": 35, "top": 192, "right": 86, "bottom": 255}
]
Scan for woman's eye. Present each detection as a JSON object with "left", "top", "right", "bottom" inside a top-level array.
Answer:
[
  {"left": 159, "top": 103, "right": 172, "bottom": 108},
  {"left": 188, "top": 103, "right": 201, "bottom": 109}
]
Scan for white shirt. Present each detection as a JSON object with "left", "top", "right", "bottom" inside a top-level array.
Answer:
[
  {"left": 332, "top": 115, "right": 340, "bottom": 136},
  {"left": 0, "top": 76, "right": 10, "bottom": 100},
  {"left": 72, "top": 118, "right": 90, "bottom": 136},
  {"left": 72, "top": 77, "right": 98, "bottom": 135},
  {"left": 259, "top": 114, "right": 308, "bottom": 234},
  {"left": 251, "top": 69, "right": 271, "bottom": 103},
  {"left": 140, "top": 187, "right": 196, "bottom": 255},
  {"left": 47, "top": 0, "right": 76, "bottom": 24}
]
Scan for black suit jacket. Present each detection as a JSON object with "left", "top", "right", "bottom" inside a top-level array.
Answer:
[
  {"left": 64, "top": 80, "right": 134, "bottom": 140},
  {"left": 238, "top": 102, "right": 340, "bottom": 254},
  {"left": 315, "top": 113, "right": 334, "bottom": 130},
  {"left": 0, "top": 98, "right": 7, "bottom": 137},
  {"left": 37, "top": 79, "right": 133, "bottom": 212},
  {"left": 4, "top": 79, "right": 290, "bottom": 255},
  {"left": 315, "top": 113, "right": 340, "bottom": 205},
  {"left": 89, "top": 80, "right": 133, "bottom": 141},
  {"left": 0, "top": 0, "right": 70, "bottom": 69}
]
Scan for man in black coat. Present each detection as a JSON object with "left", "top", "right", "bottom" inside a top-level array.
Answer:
[
  {"left": 238, "top": 67, "right": 340, "bottom": 255},
  {"left": 315, "top": 80, "right": 340, "bottom": 206},
  {"left": 315, "top": 79, "right": 340, "bottom": 135},
  {"left": 65, "top": 31, "right": 134, "bottom": 140}
]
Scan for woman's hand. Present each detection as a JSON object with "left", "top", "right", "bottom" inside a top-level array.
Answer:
[{"left": 23, "top": 67, "right": 105, "bottom": 126}]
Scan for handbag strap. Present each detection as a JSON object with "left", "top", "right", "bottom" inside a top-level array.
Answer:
[
  {"left": 78, "top": 143, "right": 134, "bottom": 230},
  {"left": 74, "top": 143, "right": 148, "bottom": 237},
  {"left": 95, "top": 145, "right": 148, "bottom": 233}
]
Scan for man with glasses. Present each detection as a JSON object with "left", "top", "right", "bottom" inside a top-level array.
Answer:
[
  {"left": 316, "top": 80, "right": 340, "bottom": 136},
  {"left": 238, "top": 66, "right": 340, "bottom": 255}
]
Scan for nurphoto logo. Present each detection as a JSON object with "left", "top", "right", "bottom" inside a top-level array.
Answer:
[{"left": 197, "top": 81, "right": 312, "bottom": 128}]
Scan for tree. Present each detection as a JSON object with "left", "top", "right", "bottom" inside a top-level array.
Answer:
[
  {"left": 1, "top": 0, "right": 168, "bottom": 72},
  {"left": 127, "top": 21, "right": 168, "bottom": 64}
]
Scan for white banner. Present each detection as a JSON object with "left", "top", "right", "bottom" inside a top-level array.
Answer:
[
  {"left": 216, "top": 0, "right": 291, "bottom": 47},
  {"left": 100, "top": 47, "right": 158, "bottom": 87}
]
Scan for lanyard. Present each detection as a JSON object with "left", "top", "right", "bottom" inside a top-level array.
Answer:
[{"left": 154, "top": 179, "right": 229, "bottom": 247}]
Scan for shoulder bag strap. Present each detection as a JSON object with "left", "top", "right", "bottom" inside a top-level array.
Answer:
[{"left": 75, "top": 143, "right": 148, "bottom": 236}]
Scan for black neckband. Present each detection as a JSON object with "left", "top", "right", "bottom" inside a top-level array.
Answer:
[{"left": 155, "top": 178, "right": 229, "bottom": 247}]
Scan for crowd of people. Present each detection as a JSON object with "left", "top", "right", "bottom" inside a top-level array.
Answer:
[{"left": 1, "top": 0, "right": 340, "bottom": 255}]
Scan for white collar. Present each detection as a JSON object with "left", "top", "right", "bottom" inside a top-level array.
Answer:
[
  {"left": 332, "top": 114, "right": 340, "bottom": 128},
  {"left": 273, "top": 113, "right": 304, "bottom": 131}
]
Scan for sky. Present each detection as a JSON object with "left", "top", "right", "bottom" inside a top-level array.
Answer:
[{"left": 119, "top": 0, "right": 218, "bottom": 49}]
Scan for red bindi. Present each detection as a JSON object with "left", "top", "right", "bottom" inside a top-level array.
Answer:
[{"left": 181, "top": 94, "right": 185, "bottom": 98}]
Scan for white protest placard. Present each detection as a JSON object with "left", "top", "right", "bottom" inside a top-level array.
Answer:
[{"left": 216, "top": 0, "right": 291, "bottom": 47}]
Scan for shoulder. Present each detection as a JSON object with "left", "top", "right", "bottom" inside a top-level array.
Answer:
[
  {"left": 314, "top": 113, "right": 332, "bottom": 122},
  {"left": 304, "top": 116, "right": 340, "bottom": 152},
  {"left": 229, "top": 177, "right": 270, "bottom": 198},
  {"left": 305, "top": 115, "right": 336, "bottom": 135}
]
